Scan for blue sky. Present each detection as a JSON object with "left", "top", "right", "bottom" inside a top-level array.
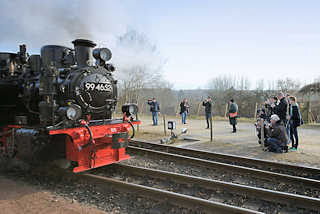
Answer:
[
  {"left": 1, "top": 0, "right": 320, "bottom": 89},
  {"left": 124, "top": 0, "right": 320, "bottom": 89}
]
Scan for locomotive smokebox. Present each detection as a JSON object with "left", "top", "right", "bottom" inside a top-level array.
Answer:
[{"left": 72, "top": 39, "right": 96, "bottom": 67}]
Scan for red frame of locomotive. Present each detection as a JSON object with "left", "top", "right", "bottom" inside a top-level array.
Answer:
[{"left": 1, "top": 117, "right": 140, "bottom": 173}]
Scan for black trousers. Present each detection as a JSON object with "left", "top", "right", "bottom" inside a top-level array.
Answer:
[
  {"left": 205, "top": 112, "right": 211, "bottom": 128},
  {"left": 290, "top": 125, "right": 299, "bottom": 148},
  {"left": 232, "top": 124, "right": 236, "bottom": 132}
]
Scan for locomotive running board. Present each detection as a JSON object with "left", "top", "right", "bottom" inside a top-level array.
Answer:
[{"left": 49, "top": 121, "right": 139, "bottom": 173}]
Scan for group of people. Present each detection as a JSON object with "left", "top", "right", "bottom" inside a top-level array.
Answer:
[
  {"left": 256, "top": 92, "right": 303, "bottom": 153},
  {"left": 147, "top": 96, "right": 239, "bottom": 133},
  {"left": 148, "top": 92, "right": 303, "bottom": 154}
]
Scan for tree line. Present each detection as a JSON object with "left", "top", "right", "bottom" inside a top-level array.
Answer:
[{"left": 114, "top": 29, "right": 320, "bottom": 123}]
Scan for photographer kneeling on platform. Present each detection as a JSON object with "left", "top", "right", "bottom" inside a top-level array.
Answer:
[{"left": 264, "top": 114, "right": 289, "bottom": 153}]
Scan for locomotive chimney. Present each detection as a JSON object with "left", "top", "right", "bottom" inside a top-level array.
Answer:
[{"left": 72, "top": 39, "right": 96, "bottom": 67}]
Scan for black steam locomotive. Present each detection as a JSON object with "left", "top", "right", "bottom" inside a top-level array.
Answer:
[{"left": 0, "top": 39, "right": 140, "bottom": 172}]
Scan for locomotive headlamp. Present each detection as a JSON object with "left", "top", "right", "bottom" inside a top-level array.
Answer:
[
  {"left": 66, "top": 104, "right": 82, "bottom": 121},
  {"left": 93, "top": 48, "right": 112, "bottom": 62},
  {"left": 122, "top": 103, "right": 138, "bottom": 116}
]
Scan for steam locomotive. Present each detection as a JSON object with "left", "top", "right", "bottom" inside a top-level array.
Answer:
[{"left": 0, "top": 39, "right": 140, "bottom": 173}]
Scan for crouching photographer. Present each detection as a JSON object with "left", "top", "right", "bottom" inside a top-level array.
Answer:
[{"left": 264, "top": 114, "right": 289, "bottom": 153}]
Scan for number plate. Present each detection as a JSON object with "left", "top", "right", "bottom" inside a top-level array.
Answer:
[{"left": 84, "top": 82, "right": 112, "bottom": 92}]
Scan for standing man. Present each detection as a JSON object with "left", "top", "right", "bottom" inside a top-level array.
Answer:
[
  {"left": 272, "top": 92, "right": 290, "bottom": 146},
  {"left": 265, "top": 96, "right": 278, "bottom": 118},
  {"left": 202, "top": 96, "right": 212, "bottom": 129},
  {"left": 180, "top": 98, "right": 189, "bottom": 124},
  {"left": 147, "top": 97, "right": 160, "bottom": 126},
  {"left": 288, "top": 96, "right": 302, "bottom": 151},
  {"left": 272, "top": 92, "right": 288, "bottom": 125},
  {"left": 229, "top": 99, "right": 238, "bottom": 133}
]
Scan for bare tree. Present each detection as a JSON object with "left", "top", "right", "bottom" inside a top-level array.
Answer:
[
  {"left": 255, "top": 79, "right": 265, "bottom": 91},
  {"left": 276, "top": 78, "right": 301, "bottom": 93}
]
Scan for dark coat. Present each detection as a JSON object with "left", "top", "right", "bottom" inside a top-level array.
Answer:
[
  {"left": 180, "top": 102, "right": 189, "bottom": 114},
  {"left": 290, "top": 103, "right": 302, "bottom": 127},
  {"left": 202, "top": 101, "right": 212, "bottom": 113},
  {"left": 274, "top": 97, "right": 288, "bottom": 121},
  {"left": 265, "top": 102, "right": 277, "bottom": 116},
  {"left": 229, "top": 102, "right": 238, "bottom": 125},
  {"left": 148, "top": 101, "right": 160, "bottom": 112},
  {"left": 267, "top": 122, "right": 288, "bottom": 144}
]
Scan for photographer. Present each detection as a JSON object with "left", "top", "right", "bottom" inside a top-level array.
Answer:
[
  {"left": 265, "top": 114, "right": 289, "bottom": 153},
  {"left": 180, "top": 98, "right": 189, "bottom": 124},
  {"left": 257, "top": 108, "right": 267, "bottom": 121},
  {"left": 255, "top": 109, "right": 269, "bottom": 144},
  {"left": 265, "top": 96, "right": 278, "bottom": 118},
  {"left": 288, "top": 96, "right": 303, "bottom": 151},
  {"left": 202, "top": 96, "right": 212, "bottom": 129},
  {"left": 271, "top": 92, "right": 288, "bottom": 125},
  {"left": 147, "top": 97, "right": 160, "bottom": 126}
]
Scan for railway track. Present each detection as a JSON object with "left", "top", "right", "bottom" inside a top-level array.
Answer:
[
  {"left": 82, "top": 172, "right": 262, "bottom": 214},
  {"left": 93, "top": 163, "right": 320, "bottom": 213},
  {"left": 28, "top": 167, "right": 261, "bottom": 214},
  {"left": 6, "top": 138, "right": 320, "bottom": 213},
  {"left": 127, "top": 142, "right": 320, "bottom": 198},
  {"left": 130, "top": 139, "right": 320, "bottom": 180}
]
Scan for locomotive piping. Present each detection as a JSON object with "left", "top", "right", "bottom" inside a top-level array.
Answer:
[
  {"left": 128, "top": 120, "right": 135, "bottom": 139},
  {"left": 85, "top": 124, "right": 96, "bottom": 169}
]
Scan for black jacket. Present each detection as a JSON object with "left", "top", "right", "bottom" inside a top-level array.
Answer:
[
  {"left": 180, "top": 102, "right": 189, "bottom": 114},
  {"left": 265, "top": 102, "right": 277, "bottom": 116},
  {"left": 202, "top": 101, "right": 212, "bottom": 113},
  {"left": 274, "top": 97, "right": 288, "bottom": 121},
  {"left": 290, "top": 103, "right": 302, "bottom": 127},
  {"left": 148, "top": 101, "right": 160, "bottom": 112}
]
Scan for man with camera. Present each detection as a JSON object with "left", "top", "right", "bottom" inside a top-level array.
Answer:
[
  {"left": 265, "top": 114, "right": 289, "bottom": 153},
  {"left": 271, "top": 92, "right": 288, "bottom": 125},
  {"left": 255, "top": 108, "right": 268, "bottom": 144},
  {"left": 180, "top": 98, "right": 189, "bottom": 124},
  {"left": 202, "top": 96, "right": 212, "bottom": 129},
  {"left": 265, "top": 96, "right": 278, "bottom": 119},
  {"left": 147, "top": 97, "right": 160, "bottom": 126}
]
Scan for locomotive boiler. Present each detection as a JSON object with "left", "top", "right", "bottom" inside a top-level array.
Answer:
[{"left": 0, "top": 39, "right": 140, "bottom": 172}]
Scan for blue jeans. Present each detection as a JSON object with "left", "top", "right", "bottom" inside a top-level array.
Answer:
[
  {"left": 181, "top": 111, "right": 187, "bottom": 124},
  {"left": 152, "top": 112, "right": 158, "bottom": 125},
  {"left": 205, "top": 112, "right": 211, "bottom": 128},
  {"left": 266, "top": 138, "right": 283, "bottom": 153}
]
